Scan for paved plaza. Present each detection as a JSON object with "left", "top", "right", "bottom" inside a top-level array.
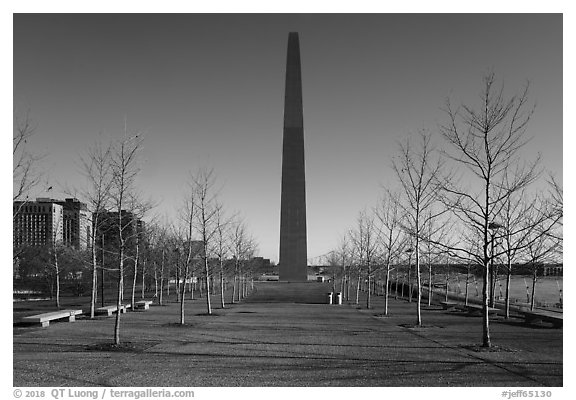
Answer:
[{"left": 13, "top": 282, "right": 562, "bottom": 387}]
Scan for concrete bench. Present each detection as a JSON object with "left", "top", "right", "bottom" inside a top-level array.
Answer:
[
  {"left": 461, "top": 304, "right": 499, "bottom": 317},
  {"left": 439, "top": 301, "right": 458, "bottom": 311},
  {"left": 521, "top": 311, "right": 563, "bottom": 328},
  {"left": 22, "top": 309, "right": 83, "bottom": 327},
  {"left": 95, "top": 304, "right": 129, "bottom": 316},
  {"left": 134, "top": 300, "right": 153, "bottom": 310}
]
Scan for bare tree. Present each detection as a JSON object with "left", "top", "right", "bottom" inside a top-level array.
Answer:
[
  {"left": 153, "top": 223, "right": 171, "bottom": 306},
  {"left": 421, "top": 212, "right": 442, "bottom": 306},
  {"left": 545, "top": 173, "right": 563, "bottom": 250},
  {"left": 13, "top": 111, "right": 43, "bottom": 204},
  {"left": 189, "top": 167, "right": 221, "bottom": 315},
  {"left": 494, "top": 185, "right": 540, "bottom": 318},
  {"left": 139, "top": 223, "right": 161, "bottom": 300},
  {"left": 174, "top": 184, "right": 201, "bottom": 324},
  {"left": 520, "top": 196, "right": 562, "bottom": 311},
  {"left": 109, "top": 129, "right": 144, "bottom": 345},
  {"left": 437, "top": 72, "right": 540, "bottom": 347},
  {"left": 547, "top": 173, "right": 562, "bottom": 224},
  {"left": 392, "top": 130, "right": 444, "bottom": 326},
  {"left": 241, "top": 249, "right": 258, "bottom": 299},
  {"left": 229, "top": 217, "right": 256, "bottom": 303},
  {"left": 129, "top": 223, "right": 142, "bottom": 311},
  {"left": 213, "top": 206, "right": 232, "bottom": 309},
  {"left": 140, "top": 221, "right": 162, "bottom": 301},
  {"left": 78, "top": 140, "right": 113, "bottom": 318},
  {"left": 336, "top": 235, "right": 352, "bottom": 301},
  {"left": 350, "top": 209, "right": 380, "bottom": 309},
  {"left": 46, "top": 209, "right": 64, "bottom": 308},
  {"left": 324, "top": 251, "right": 340, "bottom": 294},
  {"left": 13, "top": 111, "right": 46, "bottom": 264},
  {"left": 126, "top": 196, "right": 154, "bottom": 311},
  {"left": 375, "top": 190, "right": 404, "bottom": 315}
]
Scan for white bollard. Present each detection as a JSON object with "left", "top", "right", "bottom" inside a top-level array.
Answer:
[
  {"left": 335, "top": 292, "right": 342, "bottom": 305},
  {"left": 326, "top": 292, "right": 333, "bottom": 304}
]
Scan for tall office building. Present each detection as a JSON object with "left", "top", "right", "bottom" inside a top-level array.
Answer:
[
  {"left": 55, "top": 198, "right": 93, "bottom": 250},
  {"left": 13, "top": 199, "right": 64, "bottom": 248},
  {"left": 13, "top": 198, "right": 92, "bottom": 250},
  {"left": 95, "top": 210, "right": 145, "bottom": 249}
]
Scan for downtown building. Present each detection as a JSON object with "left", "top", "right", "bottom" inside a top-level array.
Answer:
[
  {"left": 13, "top": 198, "right": 93, "bottom": 250},
  {"left": 95, "top": 210, "right": 145, "bottom": 250}
]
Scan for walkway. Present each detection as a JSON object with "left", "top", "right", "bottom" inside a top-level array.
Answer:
[{"left": 13, "top": 282, "right": 562, "bottom": 386}]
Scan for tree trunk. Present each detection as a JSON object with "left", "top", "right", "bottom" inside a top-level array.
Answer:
[
  {"left": 384, "top": 262, "right": 390, "bottom": 315},
  {"left": 238, "top": 275, "right": 242, "bottom": 300},
  {"left": 482, "top": 255, "right": 491, "bottom": 347},
  {"left": 401, "top": 266, "right": 406, "bottom": 299},
  {"left": 465, "top": 267, "right": 470, "bottom": 306},
  {"left": 218, "top": 258, "right": 225, "bottom": 308},
  {"left": 54, "top": 250, "right": 60, "bottom": 309},
  {"left": 416, "top": 245, "right": 422, "bottom": 326},
  {"left": 504, "top": 270, "right": 512, "bottom": 318},
  {"left": 175, "top": 264, "right": 180, "bottom": 302},
  {"left": 355, "top": 273, "right": 360, "bottom": 305},
  {"left": 101, "top": 235, "right": 105, "bottom": 307},
  {"left": 445, "top": 273, "right": 449, "bottom": 302},
  {"left": 90, "top": 240, "right": 98, "bottom": 318},
  {"left": 159, "top": 249, "right": 165, "bottom": 305},
  {"left": 153, "top": 263, "right": 158, "bottom": 299},
  {"left": 141, "top": 259, "right": 146, "bottom": 299},
  {"left": 231, "top": 274, "right": 237, "bottom": 304},
  {"left": 179, "top": 285, "right": 185, "bottom": 324},
  {"left": 179, "top": 266, "right": 188, "bottom": 325},
  {"left": 131, "top": 241, "right": 139, "bottom": 309},
  {"left": 505, "top": 259, "right": 512, "bottom": 318},
  {"left": 204, "top": 258, "right": 212, "bottom": 315},
  {"left": 346, "top": 273, "right": 351, "bottom": 301},
  {"left": 237, "top": 268, "right": 242, "bottom": 302},
  {"left": 220, "top": 269, "right": 225, "bottom": 309},
  {"left": 366, "top": 265, "right": 371, "bottom": 309},
  {"left": 407, "top": 259, "right": 412, "bottom": 303},
  {"left": 114, "top": 256, "right": 124, "bottom": 345},
  {"left": 530, "top": 269, "right": 537, "bottom": 311},
  {"left": 332, "top": 274, "right": 336, "bottom": 294},
  {"left": 490, "top": 262, "right": 498, "bottom": 308},
  {"left": 243, "top": 275, "right": 247, "bottom": 299},
  {"left": 427, "top": 260, "right": 433, "bottom": 306},
  {"left": 395, "top": 265, "right": 399, "bottom": 300}
]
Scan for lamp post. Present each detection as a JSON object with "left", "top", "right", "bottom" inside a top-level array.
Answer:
[
  {"left": 488, "top": 222, "right": 502, "bottom": 308},
  {"left": 406, "top": 248, "right": 414, "bottom": 302}
]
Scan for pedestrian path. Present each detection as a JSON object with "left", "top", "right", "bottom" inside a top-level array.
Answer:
[
  {"left": 13, "top": 283, "right": 563, "bottom": 387},
  {"left": 246, "top": 281, "right": 333, "bottom": 303}
]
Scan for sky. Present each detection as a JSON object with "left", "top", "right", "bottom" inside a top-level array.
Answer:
[{"left": 12, "top": 13, "right": 563, "bottom": 263}]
